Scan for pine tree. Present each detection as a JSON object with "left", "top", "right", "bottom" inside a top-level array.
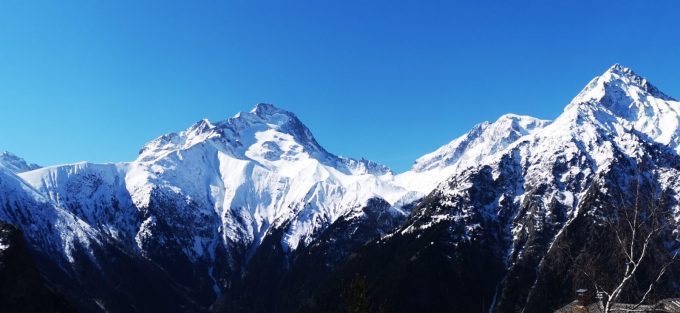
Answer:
[{"left": 343, "top": 276, "right": 379, "bottom": 313}]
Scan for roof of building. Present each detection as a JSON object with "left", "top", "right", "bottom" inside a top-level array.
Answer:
[{"left": 554, "top": 298, "right": 680, "bottom": 313}]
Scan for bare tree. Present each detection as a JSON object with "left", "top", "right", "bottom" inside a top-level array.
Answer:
[{"left": 581, "top": 178, "right": 678, "bottom": 313}]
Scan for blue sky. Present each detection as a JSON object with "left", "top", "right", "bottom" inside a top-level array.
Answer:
[{"left": 1, "top": 1, "right": 679, "bottom": 172}]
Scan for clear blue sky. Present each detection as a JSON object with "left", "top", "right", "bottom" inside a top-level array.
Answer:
[{"left": 1, "top": 1, "right": 679, "bottom": 172}]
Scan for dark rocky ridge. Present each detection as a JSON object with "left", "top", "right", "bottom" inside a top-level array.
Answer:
[{"left": 0, "top": 220, "right": 75, "bottom": 313}]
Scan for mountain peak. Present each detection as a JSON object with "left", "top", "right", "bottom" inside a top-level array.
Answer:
[
  {"left": 554, "top": 65, "right": 680, "bottom": 153},
  {"left": 599, "top": 63, "right": 650, "bottom": 88},
  {"left": 136, "top": 104, "right": 392, "bottom": 175},
  {"left": 250, "top": 103, "right": 287, "bottom": 116},
  {"left": 138, "top": 103, "right": 320, "bottom": 161},
  {"left": 230, "top": 103, "right": 294, "bottom": 124},
  {"left": 231, "top": 103, "right": 302, "bottom": 130},
  {"left": 571, "top": 64, "right": 675, "bottom": 110},
  {"left": 606, "top": 63, "right": 636, "bottom": 77}
]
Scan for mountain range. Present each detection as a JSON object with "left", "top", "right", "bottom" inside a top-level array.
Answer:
[{"left": 1, "top": 64, "right": 679, "bottom": 313}]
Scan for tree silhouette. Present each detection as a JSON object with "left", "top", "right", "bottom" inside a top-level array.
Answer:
[{"left": 342, "top": 276, "right": 384, "bottom": 313}]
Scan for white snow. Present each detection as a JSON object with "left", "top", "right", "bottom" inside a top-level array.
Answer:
[
  {"left": 568, "top": 63, "right": 680, "bottom": 153},
  {"left": 394, "top": 114, "right": 550, "bottom": 194},
  {"left": 0, "top": 164, "right": 101, "bottom": 265}
]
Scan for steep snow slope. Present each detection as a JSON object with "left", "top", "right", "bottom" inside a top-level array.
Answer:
[
  {"left": 124, "top": 103, "right": 407, "bottom": 254},
  {"left": 19, "top": 163, "right": 138, "bottom": 247},
  {"left": 570, "top": 64, "right": 680, "bottom": 148},
  {"left": 0, "top": 161, "right": 101, "bottom": 266}
]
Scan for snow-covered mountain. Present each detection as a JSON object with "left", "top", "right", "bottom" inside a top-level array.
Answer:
[
  {"left": 394, "top": 114, "right": 550, "bottom": 194},
  {"left": 126, "top": 103, "right": 405, "bottom": 254},
  {"left": 0, "top": 156, "right": 203, "bottom": 312},
  {"left": 570, "top": 64, "right": 680, "bottom": 149},
  {"left": 0, "top": 157, "right": 101, "bottom": 266},
  {"left": 14, "top": 103, "right": 415, "bottom": 308},
  {"left": 2, "top": 64, "right": 679, "bottom": 313}
]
